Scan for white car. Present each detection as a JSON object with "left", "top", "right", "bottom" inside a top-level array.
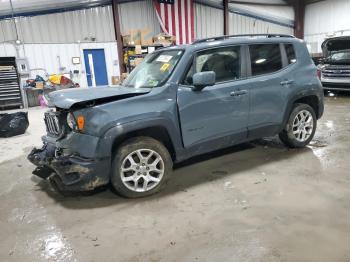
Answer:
[{"left": 318, "top": 36, "right": 350, "bottom": 91}]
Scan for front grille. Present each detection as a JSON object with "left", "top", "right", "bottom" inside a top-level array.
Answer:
[
  {"left": 322, "top": 66, "right": 350, "bottom": 78},
  {"left": 44, "top": 111, "right": 62, "bottom": 136}
]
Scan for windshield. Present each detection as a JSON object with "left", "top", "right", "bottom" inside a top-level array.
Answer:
[
  {"left": 123, "top": 50, "right": 183, "bottom": 88},
  {"left": 327, "top": 50, "right": 350, "bottom": 61}
]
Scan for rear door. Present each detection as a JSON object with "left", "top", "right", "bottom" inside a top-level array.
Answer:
[
  {"left": 177, "top": 45, "right": 250, "bottom": 148},
  {"left": 247, "top": 43, "right": 289, "bottom": 137}
]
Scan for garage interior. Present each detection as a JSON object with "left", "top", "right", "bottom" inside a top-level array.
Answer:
[{"left": 1, "top": 0, "right": 350, "bottom": 261}]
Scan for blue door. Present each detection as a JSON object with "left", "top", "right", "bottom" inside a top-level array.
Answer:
[{"left": 83, "top": 49, "right": 108, "bottom": 87}]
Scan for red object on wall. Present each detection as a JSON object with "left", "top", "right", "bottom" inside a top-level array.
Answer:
[{"left": 153, "top": 0, "right": 195, "bottom": 44}]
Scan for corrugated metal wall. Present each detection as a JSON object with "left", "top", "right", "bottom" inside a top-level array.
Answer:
[
  {"left": 118, "top": 0, "right": 160, "bottom": 36},
  {"left": 195, "top": 3, "right": 224, "bottom": 39},
  {"left": 194, "top": 2, "right": 293, "bottom": 40},
  {"left": 304, "top": 0, "right": 350, "bottom": 54},
  {"left": 229, "top": 12, "right": 293, "bottom": 35},
  {"left": 0, "top": 1, "right": 162, "bottom": 43},
  {"left": 0, "top": 6, "right": 115, "bottom": 43}
]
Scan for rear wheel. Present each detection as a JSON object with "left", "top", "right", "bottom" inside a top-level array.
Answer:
[
  {"left": 279, "top": 103, "right": 317, "bottom": 148},
  {"left": 111, "top": 137, "right": 173, "bottom": 198}
]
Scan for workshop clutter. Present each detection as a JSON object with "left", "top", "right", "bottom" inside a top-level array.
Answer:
[
  {"left": 24, "top": 74, "right": 78, "bottom": 89},
  {"left": 153, "top": 33, "right": 176, "bottom": 46},
  {"left": 24, "top": 74, "right": 79, "bottom": 108},
  {"left": 122, "top": 28, "right": 176, "bottom": 73}
]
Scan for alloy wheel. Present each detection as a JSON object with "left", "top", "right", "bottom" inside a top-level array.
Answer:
[
  {"left": 292, "top": 110, "right": 314, "bottom": 142},
  {"left": 120, "top": 149, "right": 164, "bottom": 192}
]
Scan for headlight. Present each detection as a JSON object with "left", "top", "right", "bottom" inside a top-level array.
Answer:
[{"left": 66, "top": 112, "right": 76, "bottom": 130}]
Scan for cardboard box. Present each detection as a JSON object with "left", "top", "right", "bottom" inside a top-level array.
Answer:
[
  {"left": 111, "top": 73, "right": 128, "bottom": 85},
  {"left": 121, "top": 73, "right": 128, "bottom": 81},
  {"left": 111, "top": 76, "right": 121, "bottom": 85},
  {"left": 35, "top": 81, "right": 44, "bottom": 89},
  {"left": 122, "top": 29, "right": 141, "bottom": 46},
  {"left": 153, "top": 33, "right": 175, "bottom": 46},
  {"left": 135, "top": 45, "right": 142, "bottom": 55},
  {"left": 122, "top": 35, "right": 131, "bottom": 46},
  {"left": 141, "top": 28, "right": 153, "bottom": 45},
  {"left": 130, "top": 29, "right": 141, "bottom": 45}
]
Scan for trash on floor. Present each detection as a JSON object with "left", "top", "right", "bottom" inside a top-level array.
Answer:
[{"left": 0, "top": 112, "right": 29, "bottom": 137}]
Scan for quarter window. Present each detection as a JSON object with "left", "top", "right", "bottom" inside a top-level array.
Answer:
[
  {"left": 285, "top": 44, "right": 297, "bottom": 64},
  {"left": 249, "top": 44, "right": 282, "bottom": 76},
  {"left": 183, "top": 46, "right": 241, "bottom": 85}
]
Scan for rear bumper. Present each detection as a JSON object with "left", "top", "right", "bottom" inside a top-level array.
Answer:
[{"left": 27, "top": 137, "right": 110, "bottom": 192}]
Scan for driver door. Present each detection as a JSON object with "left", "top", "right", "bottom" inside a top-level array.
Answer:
[{"left": 177, "top": 45, "right": 250, "bottom": 148}]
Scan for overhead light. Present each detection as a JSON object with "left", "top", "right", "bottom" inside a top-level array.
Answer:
[
  {"left": 255, "top": 58, "right": 266, "bottom": 64},
  {"left": 15, "top": 39, "right": 21, "bottom": 45}
]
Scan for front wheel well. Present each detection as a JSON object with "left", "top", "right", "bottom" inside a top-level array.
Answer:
[
  {"left": 111, "top": 126, "right": 176, "bottom": 161},
  {"left": 293, "top": 95, "right": 320, "bottom": 118}
]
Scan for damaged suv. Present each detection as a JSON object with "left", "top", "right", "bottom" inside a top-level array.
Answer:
[
  {"left": 28, "top": 34, "right": 324, "bottom": 198},
  {"left": 319, "top": 36, "right": 350, "bottom": 91}
]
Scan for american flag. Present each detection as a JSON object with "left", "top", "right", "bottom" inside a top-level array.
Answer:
[{"left": 152, "top": 0, "right": 195, "bottom": 45}]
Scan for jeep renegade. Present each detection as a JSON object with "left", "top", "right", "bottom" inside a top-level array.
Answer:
[{"left": 28, "top": 34, "right": 324, "bottom": 198}]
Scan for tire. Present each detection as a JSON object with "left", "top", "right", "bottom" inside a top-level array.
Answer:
[
  {"left": 111, "top": 137, "right": 173, "bottom": 198},
  {"left": 279, "top": 103, "right": 317, "bottom": 148}
]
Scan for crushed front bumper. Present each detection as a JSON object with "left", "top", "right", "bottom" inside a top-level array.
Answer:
[{"left": 28, "top": 140, "right": 110, "bottom": 192}]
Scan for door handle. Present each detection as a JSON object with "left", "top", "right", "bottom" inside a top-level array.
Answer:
[
  {"left": 280, "top": 80, "right": 294, "bottom": 86},
  {"left": 230, "top": 90, "right": 247, "bottom": 97}
]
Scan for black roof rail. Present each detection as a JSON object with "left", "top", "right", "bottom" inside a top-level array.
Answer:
[{"left": 192, "top": 34, "right": 295, "bottom": 44}]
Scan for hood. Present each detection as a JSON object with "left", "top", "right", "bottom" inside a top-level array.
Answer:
[
  {"left": 48, "top": 86, "right": 151, "bottom": 109},
  {"left": 322, "top": 36, "right": 350, "bottom": 57}
]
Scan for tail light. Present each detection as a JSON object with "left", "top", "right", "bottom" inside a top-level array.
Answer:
[{"left": 316, "top": 69, "right": 322, "bottom": 79}]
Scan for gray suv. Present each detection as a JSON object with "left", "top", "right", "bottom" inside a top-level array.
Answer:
[{"left": 28, "top": 34, "right": 324, "bottom": 198}]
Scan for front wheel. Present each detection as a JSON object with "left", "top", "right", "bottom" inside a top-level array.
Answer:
[
  {"left": 111, "top": 137, "right": 173, "bottom": 198},
  {"left": 279, "top": 103, "right": 317, "bottom": 148}
]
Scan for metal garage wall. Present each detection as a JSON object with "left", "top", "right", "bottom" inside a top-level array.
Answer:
[
  {"left": 0, "top": 18, "right": 16, "bottom": 42},
  {"left": 0, "top": 42, "right": 120, "bottom": 87},
  {"left": 118, "top": 0, "right": 161, "bottom": 36},
  {"left": 0, "top": 6, "right": 115, "bottom": 43},
  {"left": 304, "top": 0, "right": 350, "bottom": 54},
  {"left": 231, "top": 3, "right": 294, "bottom": 24},
  {"left": 195, "top": 3, "right": 224, "bottom": 39},
  {"left": 194, "top": 2, "right": 293, "bottom": 40},
  {"left": 229, "top": 12, "right": 293, "bottom": 35}
]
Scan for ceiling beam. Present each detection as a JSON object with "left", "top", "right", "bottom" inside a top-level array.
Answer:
[
  {"left": 229, "top": 1, "right": 290, "bottom": 6},
  {"left": 111, "top": 0, "right": 125, "bottom": 74}
]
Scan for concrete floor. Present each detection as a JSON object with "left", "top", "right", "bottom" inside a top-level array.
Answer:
[{"left": 1, "top": 94, "right": 350, "bottom": 262}]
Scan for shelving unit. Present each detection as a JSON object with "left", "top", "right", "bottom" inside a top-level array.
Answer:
[
  {"left": 0, "top": 57, "right": 22, "bottom": 110},
  {"left": 123, "top": 44, "right": 163, "bottom": 73}
]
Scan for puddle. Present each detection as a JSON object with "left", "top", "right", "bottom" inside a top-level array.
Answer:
[{"left": 309, "top": 139, "right": 328, "bottom": 148}]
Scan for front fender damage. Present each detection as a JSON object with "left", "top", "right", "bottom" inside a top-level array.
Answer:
[{"left": 27, "top": 143, "right": 110, "bottom": 192}]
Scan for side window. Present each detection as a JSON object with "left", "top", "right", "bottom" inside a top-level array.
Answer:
[
  {"left": 249, "top": 44, "right": 282, "bottom": 76},
  {"left": 285, "top": 44, "right": 297, "bottom": 64},
  {"left": 182, "top": 46, "right": 241, "bottom": 85}
]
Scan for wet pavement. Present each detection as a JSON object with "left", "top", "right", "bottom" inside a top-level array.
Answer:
[{"left": 1, "top": 93, "right": 350, "bottom": 262}]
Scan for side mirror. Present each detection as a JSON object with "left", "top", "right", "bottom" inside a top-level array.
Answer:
[{"left": 192, "top": 71, "right": 216, "bottom": 91}]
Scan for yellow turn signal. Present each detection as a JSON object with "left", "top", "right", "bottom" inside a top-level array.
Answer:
[{"left": 77, "top": 116, "right": 85, "bottom": 130}]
